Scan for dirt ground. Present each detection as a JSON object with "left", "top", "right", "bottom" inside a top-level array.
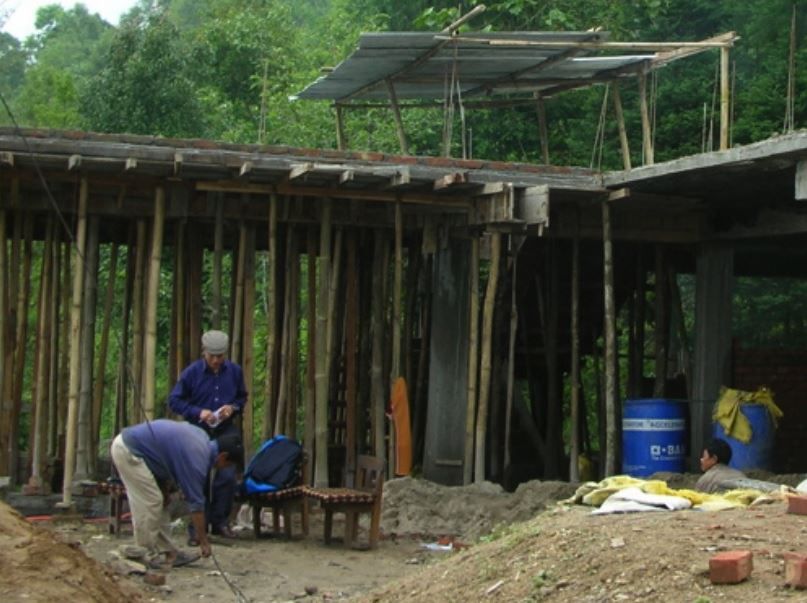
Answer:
[{"left": 3, "top": 472, "right": 807, "bottom": 602}]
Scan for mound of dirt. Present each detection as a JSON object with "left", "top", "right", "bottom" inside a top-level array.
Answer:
[
  {"left": 0, "top": 500, "right": 142, "bottom": 602},
  {"left": 381, "top": 477, "right": 578, "bottom": 542},
  {"left": 361, "top": 494, "right": 807, "bottom": 602}
]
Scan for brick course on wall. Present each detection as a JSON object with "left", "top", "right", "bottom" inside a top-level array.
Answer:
[{"left": 733, "top": 342, "right": 807, "bottom": 473}]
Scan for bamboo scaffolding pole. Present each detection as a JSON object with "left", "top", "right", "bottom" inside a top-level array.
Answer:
[
  {"left": 535, "top": 94, "right": 550, "bottom": 164},
  {"left": 60, "top": 177, "right": 89, "bottom": 507},
  {"left": 569, "top": 230, "right": 581, "bottom": 482},
  {"left": 29, "top": 218, "right": 54, "bottom": 490},
  {"left": 47, "top": 229, "right": 62, "bottom": 459},
  {"left": 612, "top": 83, "right": 632, "bottom": 170},
  {"left": 475, "top": 233, "right": 501, "bottom": 483},
  {"left": 412, "top": 252, "right": 432, "bottom": 466},
  {"left": 503, "top": 242, "right": 519, "bottom": 473},
  {"left": 187, "top": 230, "right": 203, "bottom": 360},
  {"left": 115, "top": 234, "right": 135, "bottom": 430},
  {"left": 0, "top": 207, "right": 9, "bottom": 476},
  {"left": 262, "top": 194, "right": 278, "bottom": 439},
  {"left": 602, "top": 199, "right": 618, "bottom": 477},
  {"left": 172, "top": 222, "right": 186, "bottom": 379},
  {"left": 285, "top": 236, "right": 300, "bottom": 439},
  {"left": 275, "top": 227, "right": 295, "bottom": 438},
  {"left": 301, "top": 225, "right": 316, "bottom": 450},
  {"left": 212, "top": 194, "right": 224, "bottom": 330},
  {"left": 463, "top": 237, "right": 480, "bottom": 485},
  {"left": 370, "top": 230, "right": 388, "bottom": 465},
  {"left": 391, "top": 202, "right": 403, "bottom": 381},
  {"left": 142, "top": 187, "right": 166, "bottom": 419},
  {"left": 326, "top": 228, "right": 343, "bottom": 396},
  {"left": 92, "top": 242, "right": 118, "bottom": 457},
  {"left": 720, "top": 46, "right": 730, "bottom": 150},
  {"left": 314, "top": 201, "right": 332, "bottom": 487},
  {"left": 335, "top": 105, "right": 348, "bottom": 151},
  {"left": 130, "top": 220, "right": 146, "bottom": 423},
  {"left": 638, "top": 71, "right": 654, "bottom": 165},
  {"left": 242, "top": 225, "right": 256, "bottom": 457},
  {"left": 231, "top": 221, "right": 247, "bottom": 366},
  {"left": 653, "top": 246, "right": 668, "bottom": 398},
  {"left": 344, "top": 232, "right": 359, "bottom": 483},
  {"left": 8, "top": 215, "right": 32, "bottom": 481},
  {"left": 57, "top": 239, "right": 70, "bottom": 453},
  {"left": 386, "top": 79, "right": 409, "bottom": 155},
  {"left": 76, "top": 216, "right": 99, "bottom": 480}
]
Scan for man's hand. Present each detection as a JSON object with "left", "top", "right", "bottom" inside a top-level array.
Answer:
[
  {"left": 218, "top": 404, "right": 235, "bottom": 420},
  {"left": 200, "top": 409, "right": 214, "bottom": 424}
]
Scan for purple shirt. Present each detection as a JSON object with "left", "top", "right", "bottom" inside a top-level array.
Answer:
[
  {"left": 168, "top": 358, "right": 248, "bottom": 427},
  {"left": 121, "top": 419, "right": 217, "bottom": 512}
]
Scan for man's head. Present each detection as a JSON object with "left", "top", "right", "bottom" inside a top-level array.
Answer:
[
  {"left": 201, "top": 330, "right": 229, "bottom": 373},
  {"left": 215, "top": 432, "right": 244, "bottom": 469},
  {"left": 700, "top": 437, "right": 732, "bottom": 472}
]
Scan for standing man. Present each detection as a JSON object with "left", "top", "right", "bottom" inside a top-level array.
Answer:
[
  {"left": 169, "top": 330, "right": 248, "bottom": 541},
  {"left": 110, "top": 419, "right": 244, "bottom": 569}
]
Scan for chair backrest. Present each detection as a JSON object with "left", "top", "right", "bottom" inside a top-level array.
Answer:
[{"left": 355, "top": 455, "right": 384, "bottom": 495}]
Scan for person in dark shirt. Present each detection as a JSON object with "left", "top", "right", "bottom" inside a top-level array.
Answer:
[
  {"left": 168, "top": 330, "right": 248, "bottom": 542},
  {"left": 110, "top": 419, "right": 244, "bottom": 569}
]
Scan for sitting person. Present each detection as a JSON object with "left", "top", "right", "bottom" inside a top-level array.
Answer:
[{"left": 695, "top": 437, "right": 747, "bottom": 493}]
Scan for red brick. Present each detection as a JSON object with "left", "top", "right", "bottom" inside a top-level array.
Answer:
[
  {"left": 784, "top": 553, "right": 807, "bottom": 588},
  {"left": 424, "top": 156, "right": 457, "bottom": 167},
  {"left": 709, "top": 550, "right": 753, "bottom": 584},
  {"left": 788, "top": 495, "right": 807, "bottom": 516}
]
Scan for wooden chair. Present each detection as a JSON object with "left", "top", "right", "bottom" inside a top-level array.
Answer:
[
  {"left": 304, "top": 455, "right": 384, "bottom": 549},
  {"left": 244, "top": 452, "right": 309, "bottom": 539},
  {"left": 99, "top": 478, "right": 130, "bottom": 536}
]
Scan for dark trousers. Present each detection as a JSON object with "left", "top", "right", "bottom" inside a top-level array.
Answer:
[{"left": 190, "top": 420, "right": 239, "bottom": 534}]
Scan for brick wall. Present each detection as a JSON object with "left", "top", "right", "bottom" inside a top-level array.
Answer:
[{"left": 733, "top": 342, "right": 807, "bottom": 473}]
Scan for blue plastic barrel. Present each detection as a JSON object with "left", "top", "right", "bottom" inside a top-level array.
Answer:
[
  {"left": 713, "top": 404, "right": 775, "bottom": 471},
  {"left": 622, "top": 399, "right": 688, "bottom": 477}
]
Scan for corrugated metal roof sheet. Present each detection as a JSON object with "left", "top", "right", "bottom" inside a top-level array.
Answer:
[{"left": 295, "top": 31, "right": 653, "bottom": 102}]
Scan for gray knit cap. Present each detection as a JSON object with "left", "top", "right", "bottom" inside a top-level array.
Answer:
[{"left": 201, "top": 330, "right": 229, "bottom": 355}]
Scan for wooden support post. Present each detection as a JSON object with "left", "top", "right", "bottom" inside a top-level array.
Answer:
[
  {"left": 231, "top": 220, "right": 247, "bottom": 366},
  {"left": 631, "top": 246, "right": 646, "bottom": 397},
  {"left": 142, "top": 187, "right": 166, "bottom": 420},
  {"left": 475, "top": 233, "right": 501, "bottom": 483},
  {"left": 535, "top": 94, "right": 550, "bottom": 165},
  {"left": 639, "top": 71, "right": 654, "bottom": 165},
  {"left": 370, "top": 230, "right": 388, "bottom": 466},
  {"left": 262, "top": 194, "right": 278, "bottom": 440},
  {"left": 611, "top": 83, "right": 632, "bottom": 170},
  {"left": 61, "top": 177, "right": 89, "bottom": 508},
  {"left": 463, "top": 238, "right": 479, "bottom": 485},
  {"left": 47, "top": 230, "right": 62, "bottom": 460},
  {"left": 569, "top": 229, "right": 581, "bottom": 482},
  {"left": 503, "top": 241, "right": 519, "bottom": 475},
  {"left": 601, "top": 199, "right": 618, "bottom": 477},
  {"left": 114, "top": 234, "right": 135, "bottom": 431},
  {"left": 171, "top": 222, "right": 185, "bottom": 380},
  {"left": 386, "top": 79, "right": 409, "bottom": 155},
  {"left": 314, "top": 201, "right": 332, "bottom": 487},
  {"left": 720, "top": 46, "right": 730, "bottom": 150},
  {"left": 285, "top": 231, "right": 300, "bottom": 439},
  {"left": 391, "top": 201, "right": 403, "bottom": 381},
  {"left": 300, "top": 225, "right": 314, "bottom": 459}
]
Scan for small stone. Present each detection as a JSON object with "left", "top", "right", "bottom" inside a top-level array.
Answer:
[
  {"left": 305, "top": 585, "right": 318, "bottom": 595},
  {"left": 143, "top": 570, "right": 167, "bottom": 586}
]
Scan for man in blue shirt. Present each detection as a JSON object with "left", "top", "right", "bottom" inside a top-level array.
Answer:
[
  {"left": 169, "top": 330, "right": 248, "bottom": 542},
  {"left": 110, "top": 419, "right": 244, "bottom": 569}
]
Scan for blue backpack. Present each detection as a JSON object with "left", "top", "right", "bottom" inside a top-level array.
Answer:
[{"left": 243, "top": 435, "right": 302, "bottom": 494}]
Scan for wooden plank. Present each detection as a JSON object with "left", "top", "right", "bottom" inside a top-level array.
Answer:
[
  {"left": 173, "top": 152, "right": 183, "bottom": 175},
  {"left": 289, "top": 163, "right": 314, "bottom": 181},
  {"left": 389, "top": 168, "right": 410, "bottom": 189},
  {"left": 434, "top": 172, "right": 468, "bottom": 191}
]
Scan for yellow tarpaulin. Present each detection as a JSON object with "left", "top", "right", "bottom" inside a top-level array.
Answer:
[{"left": 712, "top": 386, "right": 783, "bottom": 444}]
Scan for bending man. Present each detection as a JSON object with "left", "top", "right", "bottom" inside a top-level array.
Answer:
[
  {"left": 169, "top": 329, "right": 248, "bottom": 541},
  {"left": 110, "top": 419, "right": 244, "bottom": 568}
]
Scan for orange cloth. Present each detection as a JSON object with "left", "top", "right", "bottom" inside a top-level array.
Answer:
[{"left": 389, "top": 377, "right": 412, "bottom": 476}]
